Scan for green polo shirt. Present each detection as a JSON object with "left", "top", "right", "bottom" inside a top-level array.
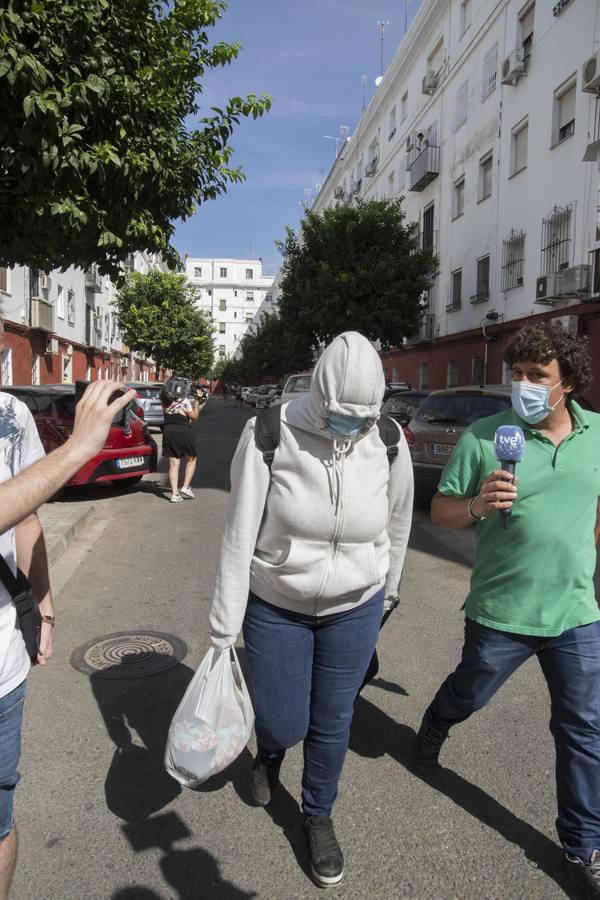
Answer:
[{"left": 438, "top": 401, "right": 600, "bottom": 636}]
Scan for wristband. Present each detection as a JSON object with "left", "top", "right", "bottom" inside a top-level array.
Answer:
[
  {"left": 40, "top": 614, "right": 55, "bottom": 628},
  {"left": 467, "top": 496, "right": 486, "bottom": 523}
]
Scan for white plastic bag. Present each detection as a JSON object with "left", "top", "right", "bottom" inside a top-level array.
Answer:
[{"left": 165, "top": 647, "right": 254, "bottom": 788}]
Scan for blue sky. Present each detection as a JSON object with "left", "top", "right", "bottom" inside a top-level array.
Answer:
[{"left": 173, "top": 0, "right": 423, "bottom": 274}]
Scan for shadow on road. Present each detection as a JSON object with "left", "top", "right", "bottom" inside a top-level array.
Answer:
[
  {"left": 90, "top": 662, "right": 255, "bottom": 899},
  {"left": 349, "top": 696, "right": 575, "bottom": 898}
]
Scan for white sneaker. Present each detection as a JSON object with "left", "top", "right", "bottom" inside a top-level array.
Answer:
[
  {"left": 169, "top": 493, "right": 183, "bottom": 503},
  {"left": 181, "top": 486, "right": 195, "bottom": 499}
]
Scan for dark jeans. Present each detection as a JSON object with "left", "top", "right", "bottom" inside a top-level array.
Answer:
[
  {"left": 427, "top": 618, "right": 600, "bottom": 861},
  {"left": 242, "top": 589, "right": 385, "bottom": 818}
]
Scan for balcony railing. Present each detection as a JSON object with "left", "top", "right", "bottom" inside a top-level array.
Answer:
[
  {"left": 417, "top": 229, "right": 438, "bottom": 253},
  {"left": 470, "top": 291, "right": 490, "bottom": 305},
  {"left": 85, "top": 266, "right": 103, "bottom": 292},
  {"left": 30, "top": 296, "right": 55, "bottom": 332},
  {"left": 409, "top": 145, "right": 440, "bottom": 192},
  {"left": 446, "top": 301, "right": 461, "bottom": 313}
]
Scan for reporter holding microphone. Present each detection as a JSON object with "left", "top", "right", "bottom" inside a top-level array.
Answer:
[{"left": 412, "top": 323, "right": 600, "bottom": 897}]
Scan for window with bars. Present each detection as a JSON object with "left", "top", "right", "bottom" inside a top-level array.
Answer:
[
  {"left": 502, "top": 230, "right": 525, "bottom": 291},
  {"left": 193, "top": 267, "right": 202, "bottom": 278},
  {"left": 552, "top": 78, "right": 576, "bottom": 146},
  {"left": 472, "top": 357, "right": 485, "bottom": 386},
  {"left": 448, "top": 269, "right": 462, "bottom": 311},
  {"left": 246, "top": 268, "right": 253, "bottom": 279},
  {"left": 219, "top": 322, "right": 226, "bottom": 333},
  {"left": 456, "top": 81, "right": 468, "bottom": 131},
  {"left": 482, "top": 44, "right": 498, "bottom": 99},
  {"left": 0, "top": 268, "right": 8, "bottom": 293},
  {"left": 447, "top": 360, "right": 459, "bottom": 388},
  {"left": 510, "top": 119, "right": 528, "bottom": 175},
  {"left": 519, "top": 3, "right": 535, "bottom": 61},
  {"left": 67, "top": 289, "right": 75, "bottom": 325},
  {"left": 471, "top": 256, "right": 490, "bottom": 304},
  {"left": 246, "top": 291, "right": 254, "bottom": 302},
  {"left": 540, "top": 205, "right": 572, "bottom": 275},
  {"left": 220, "top": 267, "right": 228, "bottom": 278},
  {"left": 219, "top": 299, "right": 227, "bottom": 311},
  {"left": 479, "top": 152, "right": 493, "bottom": 201},
  {"left": 453, "top": 177, "right": 465, "bottom": 219}
]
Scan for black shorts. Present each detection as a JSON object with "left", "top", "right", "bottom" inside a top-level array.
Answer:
[{"left": 162, "top": 427, "right": 196, "bottom": 459}]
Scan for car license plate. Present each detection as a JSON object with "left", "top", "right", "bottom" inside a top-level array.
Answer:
[
  {"left": 431, "top": 443, "right": 454, "bottom": 456},
  {"left": 116, "top": 456, "right": 145, "bottom": 469}
]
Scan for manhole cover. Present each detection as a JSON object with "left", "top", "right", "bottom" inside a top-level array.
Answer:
[{"left": 70, "top": 631, "right": 187, "bottom": 679}]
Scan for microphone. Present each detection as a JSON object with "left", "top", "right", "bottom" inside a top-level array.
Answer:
[{"left": 494, "top": 425, "right": 525, "bottom": 529}]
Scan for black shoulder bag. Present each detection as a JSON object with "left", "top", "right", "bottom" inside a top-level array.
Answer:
[{"left": 0, "top": 555, "right": 41, "bottom": 664}]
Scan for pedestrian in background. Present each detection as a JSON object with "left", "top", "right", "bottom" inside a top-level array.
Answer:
[
  {"left": 160, "top": 387, "right": 202, "bottom": 502},
  {"left": 223, "top": 383, "right": 230, "bottom": 406},
  {"left": 412, "top": 322, "right": 600, "bottom": 899},
  {"left": 208, "top": 332, "right": 413, "bottom": 887},
  {"left": 235, "top": 383, "right": 243, "bottom": 408}
]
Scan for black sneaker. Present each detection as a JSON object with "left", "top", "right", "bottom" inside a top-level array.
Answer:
[
  {"left": 249, "top": 751, "right": 282, "bottom": 806},
  {"left": 305, "top": 816, "right": 344, "bottom": 888},
  {"left": 411, "top": 711, "right": 448, "bottom": 774},
  {"left": 562, "top": 849, "right": 600, "bottom": 898}
]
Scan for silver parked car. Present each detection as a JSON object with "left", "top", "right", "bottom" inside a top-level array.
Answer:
[{"left": 125, "top": 382, "right": 165, "bottom": 428}]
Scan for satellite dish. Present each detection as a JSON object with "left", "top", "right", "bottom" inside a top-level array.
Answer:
[{"left": 375, "top": 76, "right": 383, "bottom": 87}]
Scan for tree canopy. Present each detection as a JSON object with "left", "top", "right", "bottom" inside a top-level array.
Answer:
[
  {"left": 276, "top": 199, "right": 438, "bottom": 353},
  {"left": 113, "top": 270, "right": 214, "bottom": 377},
  {"left": 0, "top": 0, "right": 270, "bottom": 277},
  {"left": 233, "top": 310, "right": 313, "bottom": 381}
]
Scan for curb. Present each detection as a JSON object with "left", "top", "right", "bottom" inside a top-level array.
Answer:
[{"left": 38, "top": 503, "right": 97, "bottom": 570}]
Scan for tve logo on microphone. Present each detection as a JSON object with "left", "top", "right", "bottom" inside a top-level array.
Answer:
[{"left": 494, "top": 425, "right": 525, "bottom": 529}]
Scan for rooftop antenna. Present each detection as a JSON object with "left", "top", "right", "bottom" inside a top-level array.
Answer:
[
  {"left": 377, "top": 20, "right": 390, "bottom": 81},
  {"left": 340, "top": 125, "right": 350, "bottom": 143},
  {"left": 361, "top": 75, "right": 368, "bottom": 115},
  {"left": 323, "top": 134, "right": 341, "bottom": 158}
]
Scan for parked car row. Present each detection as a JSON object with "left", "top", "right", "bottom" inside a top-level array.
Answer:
[{"left": 3, "top": 384, "right": 158, "bottom": 490}]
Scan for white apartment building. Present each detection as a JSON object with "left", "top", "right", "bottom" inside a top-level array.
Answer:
[
  {"left": 184, "top": 258, "right": 275, "bottom": 360},
  {"left": 311, "top": 0, "right": 600, "bottom": 404},
  {"left": 0, "top": 252, "right": 166, "bottom": 387}
]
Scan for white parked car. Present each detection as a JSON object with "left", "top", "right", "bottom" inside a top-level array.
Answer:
[{"left": 271, "top": 373, "right": 312, "bottom": 406}]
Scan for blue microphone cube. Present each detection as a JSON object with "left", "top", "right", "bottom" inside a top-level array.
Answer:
[{"left": 494, "top": 425, "right": 525, "bottom": 462}]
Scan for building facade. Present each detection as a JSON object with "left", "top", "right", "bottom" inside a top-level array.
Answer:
[
  {"left": 184, "top": 258, "right": 275, "bottom": 360},
  {"left": 0, "top": 253, "right": 166, "bottom": 387},
  {"left": 311, "top": 0, "right": 600, "bottom": 404}
]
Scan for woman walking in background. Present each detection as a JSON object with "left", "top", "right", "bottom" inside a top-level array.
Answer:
[
  {"left": 160, "top": 387, "right": 203, "bottom": 502},
  {"left": 208, "top": 332, "right": 414, "bottom": 887}
]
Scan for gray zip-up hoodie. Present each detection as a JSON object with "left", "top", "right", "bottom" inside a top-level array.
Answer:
[{"left": 209, "top": 332, "right": 414, "bottom": 650}]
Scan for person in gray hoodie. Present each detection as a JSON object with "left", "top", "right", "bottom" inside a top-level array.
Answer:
[{"left": 208, "top": 331, "right": 413, "bottom": 887}]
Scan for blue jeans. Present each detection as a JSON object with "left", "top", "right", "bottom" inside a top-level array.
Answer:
[
  {"left": 428, "top": 618, "right": 600, "bottom": 861},
  {"left": 242, "top": 589, "right": 385, "bottom": 818},
  {"left": 0, "top": 680, "right": 26, "bottom": 841}
]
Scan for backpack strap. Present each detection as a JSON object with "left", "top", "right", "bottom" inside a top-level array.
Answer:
[
  {"left": 376, "top": 415, "right": 400, "bottom": 466},
  {"left": 254, "top": 404, "right": 282, "bottom": 470}
]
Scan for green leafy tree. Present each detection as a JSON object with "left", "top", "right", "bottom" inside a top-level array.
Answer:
[
  {"left": 113, "top": 270, "right": 214, "bottom": 377},
  {"left": 0, "top": 0, "right": 270, "bottom": 277},
  {"left": 276, "top": 199, "right": 438, "bottom": 353},
  {"left": 236, "top": 311, "right": 313, "bottom": 380}
]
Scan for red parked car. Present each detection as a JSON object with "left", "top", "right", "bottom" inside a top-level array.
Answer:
[{"left": 2, "top": 384, "right": 158, "bottom": 488}]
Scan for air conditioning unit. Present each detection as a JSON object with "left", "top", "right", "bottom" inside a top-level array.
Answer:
[
  {"left": 501, "top": 49, "right": 526, "bottom": 85},
  {"left": 333, "top": 186, "right": 345, "bottom": 200},
  {"left": 535, "top": 274, "right": 559, "bottom": 302},
  {"left": 582, "top": 52, "right": 600, "bottom": 93},
  {"left": 422, "top": 71, "right": 438, "bottom": 95},
  {"left": 39, "top": 274, "right": 51, "bottom": 291},
  {"left": 557, "top": 264, "right": 590, "bottom": 296},
  {"left": 45, "top": 338, "right": 59, "bottom": 355},
  {"left": 550, "top": 315, "right": 579, "bottom": 334}
]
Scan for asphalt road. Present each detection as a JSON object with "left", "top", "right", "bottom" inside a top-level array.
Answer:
[{"left": 12, "top": 398, "right": 577, "bottom": 899}]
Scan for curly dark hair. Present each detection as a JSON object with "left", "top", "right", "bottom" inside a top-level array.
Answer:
[{"left": 503, "top": 322, "right": 592, "bottom": 396}]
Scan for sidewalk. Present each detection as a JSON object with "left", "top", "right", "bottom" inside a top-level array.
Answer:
[{"left": 37, "top": 500, "right": 96, "bottom": 569}]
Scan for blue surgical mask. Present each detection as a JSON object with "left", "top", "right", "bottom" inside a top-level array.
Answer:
[
  {"left": 511, "top": 379, "right": 564, "bottom": 425},
  {"left": 325, "top": 414, "right": 368, "bottom": 439}
]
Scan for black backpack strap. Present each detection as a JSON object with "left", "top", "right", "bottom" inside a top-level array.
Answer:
[
  {"left": 254, "top": 404, "right": 282, "bottom": 470},
  {"left": 377, "top": 415, "right": 400, "bottom": 466}
]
